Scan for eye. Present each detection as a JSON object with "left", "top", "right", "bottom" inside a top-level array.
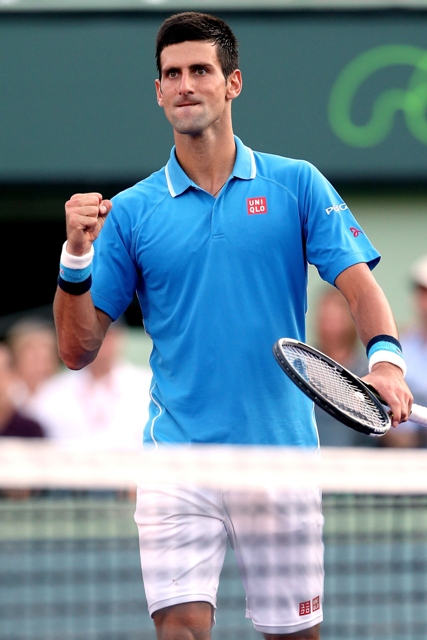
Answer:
[
  {"left": 195, "top": 68, "right": 207, "bottom": 76},
  {"left": 168, "top": 71, "right": 179, "bottom": 79}
]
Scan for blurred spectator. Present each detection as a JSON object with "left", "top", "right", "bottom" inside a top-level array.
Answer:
[
  {"left": 312, "top": 286, "right": 373, "bottom": 447},
  {"left": 5, "top": 316, "right": 61, "bottom": 415},
  {"left": 0, "top": 342, "right": 45, "bottom": 438},
  {"left": 29, "top": 321, "right": 152, "bottom": 451},
  {"left": 379, "top": 255, "right": 427, "bottom": 448}
]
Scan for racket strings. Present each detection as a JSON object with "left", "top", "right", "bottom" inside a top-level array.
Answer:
[{"left": 284, "top": 346, "right": 387, "bottom": 430}]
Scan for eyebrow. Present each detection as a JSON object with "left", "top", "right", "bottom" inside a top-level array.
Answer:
[{"left": 162, "top": 62, "right": 215, "bottom": 76}]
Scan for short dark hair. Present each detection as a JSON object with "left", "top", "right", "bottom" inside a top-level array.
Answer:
[{"left": 156, "top": 12, "right": 239, "bottom": 80}]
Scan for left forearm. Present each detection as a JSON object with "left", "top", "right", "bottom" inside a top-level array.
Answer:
[{"left": 335, "top": 263, "right": 412, "bottom": 426}]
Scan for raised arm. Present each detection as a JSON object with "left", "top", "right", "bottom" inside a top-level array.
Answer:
[
  {"left": 53, "top": 192, "right": 113, "bottom": 370},
  {"left": 335, "top": 262, "right": 413, "bottom": 427}
]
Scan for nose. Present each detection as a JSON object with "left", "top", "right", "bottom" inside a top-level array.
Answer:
[{"left": 179, "top": 71, "right": 194, "bottom": 95}]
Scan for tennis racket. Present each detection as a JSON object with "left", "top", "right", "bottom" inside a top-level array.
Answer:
[{"left": 273, "top": 337, "right": 427, "bottom": 437}]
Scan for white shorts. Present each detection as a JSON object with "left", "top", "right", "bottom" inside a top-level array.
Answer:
[{"left": 134, "top": 484, "right": 324, "bottom": 635}]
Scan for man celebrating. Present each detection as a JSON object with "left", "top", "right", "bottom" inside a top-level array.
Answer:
[{"left": 54, "top": 12, "right": 412, "bottom": 639}]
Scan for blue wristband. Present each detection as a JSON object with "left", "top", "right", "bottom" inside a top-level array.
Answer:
[
  {"left": 366, "top": 334, "right": 402, "bottom": 359},
  {"left": 366, "top": 334, "right": 406, "bottom": 377},
  {"left": 58, "top": 241, "right": 94, "bottom": 291},
  {"left": 59, "top": 263, "right": 92, "bottom": 283}
]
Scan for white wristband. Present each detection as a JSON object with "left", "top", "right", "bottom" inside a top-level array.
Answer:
[
  {"left": 60, "top": 241, "right": 94, "bottom": 269},
  {"left": 368, "top": 350, "right": 407, "bottom": 377}
]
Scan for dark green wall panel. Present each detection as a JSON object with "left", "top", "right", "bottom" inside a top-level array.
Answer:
[{"left": 1, "top": 11, "right": 427, "bottom": 183}]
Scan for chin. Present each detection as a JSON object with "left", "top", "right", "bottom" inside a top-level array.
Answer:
[
  {"left": 171, "top": 114, "right": 208, "bottom": 135},
  {"left": 174, "top": 124, "right": 205, "bottom": 137}
]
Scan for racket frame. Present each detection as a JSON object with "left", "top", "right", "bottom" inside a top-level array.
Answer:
[{"left": 273, "top": 338, "right": 391, "bottom": 437}]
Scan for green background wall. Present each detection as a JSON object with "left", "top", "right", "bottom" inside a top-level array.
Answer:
[{"left": 2, "top": 10, "right": 427, "bottom": 183}]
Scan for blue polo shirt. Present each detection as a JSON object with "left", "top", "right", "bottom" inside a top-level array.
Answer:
[{"left": 91, "top": 136, "right": 380, "bottom": 447}]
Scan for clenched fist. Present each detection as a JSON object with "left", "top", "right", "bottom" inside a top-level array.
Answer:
[{"left": 65, "top": 192, "right": 113, "bottom": 256}]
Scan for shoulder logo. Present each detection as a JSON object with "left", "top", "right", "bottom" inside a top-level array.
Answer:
[
  {"left": 325, "top": 203, "right": 348, "bottom": 215},
  {"left": 247, "top": 197, "right": 268, "bottom": 215},
  {"left": 350, "top": 227, "right": 364, "bottom": 237}
]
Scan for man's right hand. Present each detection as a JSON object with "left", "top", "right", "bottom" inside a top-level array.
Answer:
[{"left": 65, "top": 192, "right": 113, "bottom": 256}]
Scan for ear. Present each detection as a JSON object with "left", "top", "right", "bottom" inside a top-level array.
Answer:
[
  {"left": 155, "top": 79, "right": 164, "bottom": 107},
  {"left": 226, "top": 69, "right": 242, "bottom": 101}
]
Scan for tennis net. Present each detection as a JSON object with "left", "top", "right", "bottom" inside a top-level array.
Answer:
[{"left": 1, "top": 439, "right": 427, "bottom": 639}]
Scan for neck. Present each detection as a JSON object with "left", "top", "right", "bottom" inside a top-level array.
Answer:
[{"left": 174, "top": 128, "right": 236, "bottom": 195}]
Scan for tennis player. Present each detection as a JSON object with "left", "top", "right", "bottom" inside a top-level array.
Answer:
[{"left": 54, "top": 12, "right": 413, "bottom": 639}]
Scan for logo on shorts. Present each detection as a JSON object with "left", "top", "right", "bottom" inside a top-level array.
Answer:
[
  {"left": 247, "top": 197, "right": 268, "bottom": 215},
  {"left": 299, "top": 601, "right": 311, "bottom": 616},
  {"left": 299, "top": 596, "right": 321, "bottom": 616}
]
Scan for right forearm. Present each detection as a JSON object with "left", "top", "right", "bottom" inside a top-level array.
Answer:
[
  {"left": 54, "top": 192, "right": 114, "bottom": 369},
  {"left": 53, "top": 287, "right": 107, "bottom": 370}
]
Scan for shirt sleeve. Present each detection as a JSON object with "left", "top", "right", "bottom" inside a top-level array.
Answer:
[{"left": 298, "top": 161, "right": 381, "bottom": 285}]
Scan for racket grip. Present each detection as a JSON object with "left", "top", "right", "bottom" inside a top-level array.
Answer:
[{"left": 410, "top": 403, "right": 427, "bottom": 427}]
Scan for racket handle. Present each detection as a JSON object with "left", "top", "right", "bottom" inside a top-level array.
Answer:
[{"left": 410, "top": 403, "right": 427, "bottom": 427}]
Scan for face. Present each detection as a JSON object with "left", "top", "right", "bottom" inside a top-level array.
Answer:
[
  {"left": 155, "top": 40, "right": 241, "bottom": 137},
  {"left": 12, "top": 330, "right": 59, "bottom": 393}
]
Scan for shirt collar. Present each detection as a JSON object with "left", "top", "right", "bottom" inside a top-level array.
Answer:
[{"left": 165, "top": 135, "right": 256, "bottom": 198}]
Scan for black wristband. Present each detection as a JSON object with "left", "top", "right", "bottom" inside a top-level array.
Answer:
[
  {"left": 366, "top": 334, "right": 402, "bottom": 357},
  {"left": 57, "top": 274, "right": 92, "bottom": 295}
]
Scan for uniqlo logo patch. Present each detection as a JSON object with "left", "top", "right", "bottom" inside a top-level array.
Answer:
[
  {"left": 299, "top": 601, "right": 311, "bottom": 616},
  {"left": 247, "top": 197, "right": 268, "bottom": 215},
  {"left": 299, "top": 597, "right": 320, "bottom": 616}
]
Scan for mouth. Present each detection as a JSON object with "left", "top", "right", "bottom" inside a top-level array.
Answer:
[{"left": 176, "top": 101, "right": 200, "bottom": 108}]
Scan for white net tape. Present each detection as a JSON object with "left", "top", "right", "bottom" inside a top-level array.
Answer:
[{"left": 1, "top": 438, "right": 427, "bottom": 494}]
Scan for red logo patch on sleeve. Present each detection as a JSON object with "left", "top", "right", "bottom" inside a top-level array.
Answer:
[
  {"left": 247, "top": 197, "right": 268, "bottom": 215},
  {"left": 312, "top": 596, "right": 320, "bottom": 612}
]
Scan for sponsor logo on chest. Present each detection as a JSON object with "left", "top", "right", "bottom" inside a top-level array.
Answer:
[{"left": 247, "top": 197, "right": 268, "bottom": 215}]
